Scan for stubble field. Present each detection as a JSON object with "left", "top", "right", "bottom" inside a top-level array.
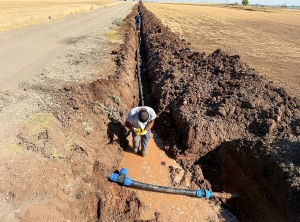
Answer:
[
  {"left": 0, "top": 0, "right": 121, "bottom": 32},
  {"left": 145, "top": 3, "right": 300, "bottom": 98}
]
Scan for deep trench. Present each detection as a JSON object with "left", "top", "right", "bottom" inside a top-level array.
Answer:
[
  {"left": 132, "top": 3, "right": 300, "bottom": 222},
  {"left": 199, "top": 140, "right": 299, "bottom": 222},
  {"left": 137, "top": 29, "right": 152, "bottom": 107}
]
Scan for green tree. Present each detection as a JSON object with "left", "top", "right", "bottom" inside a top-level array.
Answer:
[{"left": 242, "top": 0, "right": 249, "bottom": 6}]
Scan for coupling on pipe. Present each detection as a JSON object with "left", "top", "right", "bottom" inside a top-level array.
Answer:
[
  {"left": 109, "top": 168, "right": 132, "bottom": 186},
  {"left": 108, "top": 168, "right": 235, "bottom": 199}
]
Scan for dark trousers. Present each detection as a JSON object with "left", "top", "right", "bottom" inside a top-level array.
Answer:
[{"left": 132, "top": 130, "right": 151, "bottom": 151}]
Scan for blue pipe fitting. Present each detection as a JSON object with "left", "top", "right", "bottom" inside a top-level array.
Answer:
[
  {"left": 120, "top": 168, "right": 127, "bottom": 176},
  {"left": 109, "top": 169, "right": 132, "bottom": 186},
  {"left": 196, "top": 188, "right": 202, "bottom": 198},
  {"left": 124, "top": 177, "right": 132, "bottom": 186},
  {"left": 205, "top": 190, "right": 211, "bottom": 198},
  {"left": 109, "top": 173, "right": 119, "bottom": 182},
  {"left": 196, "top": 189, "right": 211, "bottom": 198}
]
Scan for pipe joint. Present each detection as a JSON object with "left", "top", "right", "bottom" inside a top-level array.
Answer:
[
  {"left": 205, "top": 190, "right": 211, "bottom": 198},
  {"left": 124, "top": 177, "right": 132, "bottom": 186},
  {"left": 109, "top": 168, "right": 132, "bottom": 186},
  {"left": 109, "top": 173, "right": 119, "bottom": 182},
  {"left": 120, "top": 168, "right": 127, "bottom": 176},
  {"left": 196, "top": 188, "right": 202, "bottom": 198}
]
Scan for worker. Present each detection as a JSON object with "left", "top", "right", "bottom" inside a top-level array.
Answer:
[
  {"left": 135, "top": 12, "right": 141, "bottom": 32},
  {"left": 125, "top": 106, "right": 156, "bottom": 157}
]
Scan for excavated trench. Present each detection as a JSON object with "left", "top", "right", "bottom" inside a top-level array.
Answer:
[
  {"left": 48, "top": 3, "right": 300, "bottom": 221},
  {"left": 134, "top": 3, "right": 300, "bottom": 221}
]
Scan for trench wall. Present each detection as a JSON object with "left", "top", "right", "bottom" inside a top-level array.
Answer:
[{"left": 138, "top": 3, "right": 300, "bottom": 221}]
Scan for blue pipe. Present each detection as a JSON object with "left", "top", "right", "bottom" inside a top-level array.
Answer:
[{"left": 108, "top": 168, "right": 237, "bottom": 199}]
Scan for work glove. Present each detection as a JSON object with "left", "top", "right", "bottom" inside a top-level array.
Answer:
[
  {"left": 139, "top": 129, "right": 147, "bottom": 135},
  {"left": 133, "top": 128, "right": 147, "bottom": 135},
  {"left": 133, "top": 128, "right": 141, "bottom": 134}
]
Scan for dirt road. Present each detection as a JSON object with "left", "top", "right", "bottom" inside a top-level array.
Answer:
[{"left": 0, "top": 2, "right": 134, "bottom": 92}]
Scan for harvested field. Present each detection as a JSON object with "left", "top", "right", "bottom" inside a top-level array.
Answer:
[
  {"left": 144, "top": 3, "right": 300, "bottom": 98},
  {"left": 0, "top": 0, "right": 122, "bottom": 32}
]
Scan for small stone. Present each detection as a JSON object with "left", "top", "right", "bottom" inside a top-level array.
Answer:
[{"left": 217, "top": 107, "right": 227, "bottom": 117}]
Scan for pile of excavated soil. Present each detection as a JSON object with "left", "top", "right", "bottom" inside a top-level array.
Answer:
[{"left": 138, "top": 3, "right": 300, "bottom": 221}]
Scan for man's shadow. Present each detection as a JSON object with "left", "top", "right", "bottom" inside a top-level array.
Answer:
[{"left": 107, "top": 120, "right": 134, "bottom": 153}]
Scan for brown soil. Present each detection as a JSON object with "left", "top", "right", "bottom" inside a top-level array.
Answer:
[
  {"left": 40, "top": 9, "right": 143, "bottom": 220},
  {"left": 1, "top": 2, "right": 300, "bottom": 222},
  {"left": 1, "top": 3, "right": 142, "bottom": 221},
  {"left": 138, "top": 3, "right": 300, "bottom": 221}
]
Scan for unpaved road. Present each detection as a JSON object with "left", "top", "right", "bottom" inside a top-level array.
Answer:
[{"left": 0, "top": 2, "right": 134, "bottom": 92}]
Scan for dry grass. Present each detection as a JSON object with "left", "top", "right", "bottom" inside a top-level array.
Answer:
[
  {"left": 0, "top": 0, "right": 122, "bottom": 32},
  {"left": 145, "top": 3, "right": 300, "bottom": 97}
]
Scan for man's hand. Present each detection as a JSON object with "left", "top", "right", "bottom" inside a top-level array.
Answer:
[
  {"left": 133, "top": 128, "right": 147, "bottom": 135},
  {"left": 139, "top": 129, "right": 147, "bottom": 135},
  {"left": 134, "top": 128, "right": 141, "bottom": 134}
]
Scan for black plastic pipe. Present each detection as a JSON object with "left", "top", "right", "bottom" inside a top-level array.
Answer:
[
  {"left": 136, "top": 13, "right": 144, "bottom": 106},
  {"left": 108, "top": 168, "right": 238, "bottom": 199},
  {"left": 132, "top": 180, "right": 200, "bottom": 196}
]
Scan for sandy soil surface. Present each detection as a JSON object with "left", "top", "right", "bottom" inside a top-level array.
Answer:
[{"left": 119, "top": 134, "right": 235, "bottom": 221}]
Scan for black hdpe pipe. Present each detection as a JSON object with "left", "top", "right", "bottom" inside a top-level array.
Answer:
[
  {"left": 135, "top": 11, "right": 144, "bottom": 106},
  {"left": 108, "top": 168, "right": 238, "bottom": 199}
]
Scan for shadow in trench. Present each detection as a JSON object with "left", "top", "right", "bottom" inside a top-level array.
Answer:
[
  {"left": 107, "top": 120, "right": 143, "bottom": 155},
  {"left": 107, "top": 120, "right": 130, "bottom": 149},
  {"left": 198, "top": 139, "right": 300, "bottom": 222}
]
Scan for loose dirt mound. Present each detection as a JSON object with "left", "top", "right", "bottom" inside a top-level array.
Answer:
[{"left": 138, "top": 3, "right": 300, "bottom": 221}]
